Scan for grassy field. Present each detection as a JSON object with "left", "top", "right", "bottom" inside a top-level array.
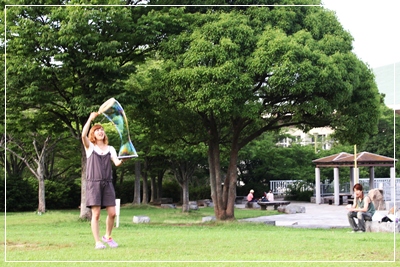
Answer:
[{"left": 2, "top": 204, "right": 399, "bottom": 266}]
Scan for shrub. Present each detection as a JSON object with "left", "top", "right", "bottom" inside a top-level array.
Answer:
[
  {"left": 284, "top": 180, "right": 313, "bottom": 202},
  {"left": 1, "top": 175, "right": 36, "bottom": 212}
]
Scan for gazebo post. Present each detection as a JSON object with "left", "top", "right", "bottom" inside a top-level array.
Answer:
[
  {"left": 369, "top": 166, "right": 375, "bottom": 190},
  {"left": 350, "top": 167, "right": 354, "bottom": 194},
  {"left": 315, "top": 167, "right": 321, "bottom": 204},
  {"left": 390, "top": 167, "right": 396, "bottom": 204},
  {"left": 334, "top": 167, "right": 340, "bottom": 205},
  {"left": 354, "top": 167, "right": 359, "bottom": 184}
]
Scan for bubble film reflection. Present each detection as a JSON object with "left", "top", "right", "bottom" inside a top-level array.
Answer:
[{"left": 100, "top": 98, "right": 138, "bottom": 159}]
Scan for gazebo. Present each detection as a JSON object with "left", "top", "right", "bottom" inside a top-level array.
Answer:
[{"left": 312, "top": 151, "right": 397, "bottom": 205}]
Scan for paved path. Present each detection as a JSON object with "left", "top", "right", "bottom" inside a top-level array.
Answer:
[{"left": 239, "top": 201, "right": 386, "bottom": 229}]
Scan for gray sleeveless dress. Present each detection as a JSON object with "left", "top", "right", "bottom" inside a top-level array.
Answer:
[{"left": 85, "top": 150, "right": 116, "bottom": 208}]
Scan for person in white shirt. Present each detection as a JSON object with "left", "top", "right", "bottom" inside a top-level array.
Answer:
[{"left": 267, "top": 190, "right": 274, "bottom": 202}]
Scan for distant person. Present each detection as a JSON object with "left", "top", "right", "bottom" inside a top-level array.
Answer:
[
  {"left": 247, "top": 189, "right": 256, "bottom": 202},
  {"left": 346, "top": 183, "right": 375, "bottom": 233},
  {"left": 260, "top": 192, "right": 269, "bottom": 202},
  {"left": 267, "top": 190, "right": 274, "bottom": 202}
]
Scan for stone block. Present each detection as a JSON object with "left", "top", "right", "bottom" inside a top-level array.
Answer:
[
  {"left": 366, "top": 221, "right": 400, "bottom": 233},
  {"left": 202, "top": 216, "right": 216, "bottom": 222},
  {"left": 281, "top": 204, "right": 306, "bottom": 214},
  {"left": 133, "top": 215, "right": 150, "bottom": 224},
  {"left": 189, "top": 201, "right": 199, "bottom": 210},
  {"left": 277, "top": 206, "right": 286, "bottom": 213},
  {"left": 197, "top": 199, "right": 212, "bottom": 207}
]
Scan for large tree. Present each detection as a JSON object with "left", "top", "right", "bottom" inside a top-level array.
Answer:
[
  {"left": 4, "top": 2, "right": 175, "bottom": 218},
  {"left": 139, "top": 4, "right": 381, "bottom": 220}
]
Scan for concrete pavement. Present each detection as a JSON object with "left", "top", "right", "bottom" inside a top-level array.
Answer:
[{"left": 238, "top": 201, "right": 387, "bottom": 229}]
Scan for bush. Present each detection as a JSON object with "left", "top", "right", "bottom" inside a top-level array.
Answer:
[
  {"left": 162, "top": 180, "right": 181, "bottom": 203},
  {"left": 1, "top": 175, "right": 36, "bottom": 212},
  {"left": 284, "top": 180, "right": 313, "bottom": 202},
  {"left": 115, "top": 180, "right": 135, "bottom": 204},
  {"left": 189, "top": 185, "right": 211, "bottom": 200},
  {"left": 43, "top": 178, "right": 81, "bottom": 209}
]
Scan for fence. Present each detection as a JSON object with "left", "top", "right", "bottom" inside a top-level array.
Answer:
[
  {"left": 270, "top": 180, "right": 313, "bottom": 196},
  {"left": 270, "top": 178, "right": 400, "bottom": 201}
]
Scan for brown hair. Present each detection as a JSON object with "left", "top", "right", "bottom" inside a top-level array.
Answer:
[
  {"left": 353, "top": 183, "right": 364, "bottom": 198},
  {"left": 88, "top": 124, "right": 108, "bottom": 145}
]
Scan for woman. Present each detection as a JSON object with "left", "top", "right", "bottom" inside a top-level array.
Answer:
[
  {"left": 346, "top": 183, "right": 375, "bottom": 233},
  {"left": 247, "top": 189, "right": 255, "bottom": 202},
  {"left": 82, "top": 112, "right": 125, "bottom": 249},
  {"left": 266, "top": 190, "right": 274, "bottom": 202}
]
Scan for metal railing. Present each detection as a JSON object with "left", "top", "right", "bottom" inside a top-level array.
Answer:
[{"left": 270, "top": 178, "right": 400, "bottom": 200}]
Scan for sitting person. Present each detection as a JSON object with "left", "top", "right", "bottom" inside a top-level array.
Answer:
[
  {"left": 346, "top": 183, "right": 375, "bottom": 233},
  {"left": 267, "top": 190, "right": 274, "bottom": 202},
  {"left": 260, "top": 192, "right": 269, "bottom": 202},
  {"left": 247, "top": 189, "right": 256, "bottom": 202}
]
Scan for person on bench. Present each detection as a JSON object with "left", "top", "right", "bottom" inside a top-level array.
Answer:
[
  {"left": 260, "top": 192, "right": 269, "bottom": 202},
  {"left": 247, "top": 189, "right": 257, "bottom": 202},
  {"left": 346, "top": 183, "right": 375, "bottom": 233},
  {"left": 267, "top": 190, "right": 274, "bottom": 202}
]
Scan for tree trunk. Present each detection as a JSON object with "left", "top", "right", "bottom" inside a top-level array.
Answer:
[
  {"left": 150, "top": 175, "right": 156, "bottom": 203},
  {"left": 223, "top": 144, "right": 239, "bottom": 220},
  {"left": 181, "top": 179, "right": 190, "bottom": 212},
  {"left": 36, "top": 153, "right": 47, "bottom": 213},
  {"left": 142, "top": 161, "right": 148, "bottom": 204},
  {"left": 37, "top": 176, "right": 46, "bottom": 213},
  {"left": 132, "top": 160, "right": 141, "bottom": 204},
  {"left": 208, "top": 119, "right": 240, "bottom": 221},
  {"left": 80, "top": 146, "right": 91, "bottom": 220},
  {"left": 157, "top": 171, "right": 163, "bottom": 201}
]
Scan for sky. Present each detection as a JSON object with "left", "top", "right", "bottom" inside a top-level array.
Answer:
[{"left": 322, "top": 0, "right": 400, "bottom": 69}]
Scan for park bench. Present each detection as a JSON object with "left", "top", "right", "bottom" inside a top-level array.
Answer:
[
  {"left": 257, "top": 201, "right": 291, "bottom": 210},
  {"left": 326, "top": 193, "right": 353, "bottom": 205}
]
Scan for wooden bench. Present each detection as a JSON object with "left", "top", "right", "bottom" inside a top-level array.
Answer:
[
  {"left": 339, "top": 193, "right": 353, "bottom": 205},
  {"left": 257, "top": 201, "right": 290, "bottom": 210}
]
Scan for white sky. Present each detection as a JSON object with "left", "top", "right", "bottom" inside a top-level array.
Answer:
[{"left": 322, "top": 0, "right": 400, "bottom": 69}]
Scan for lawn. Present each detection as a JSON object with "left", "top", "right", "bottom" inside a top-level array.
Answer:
[{"left": 2, "top": 204, "right": 399, "bottom": 266}]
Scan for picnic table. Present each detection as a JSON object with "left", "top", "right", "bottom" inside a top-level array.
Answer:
[{"left": 257, "top": 201, "right": 290, "bottom": 210}]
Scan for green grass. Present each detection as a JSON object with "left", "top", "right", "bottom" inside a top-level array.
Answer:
[{"left": 2, "top": 205, "right": 399, "bottom": 266}]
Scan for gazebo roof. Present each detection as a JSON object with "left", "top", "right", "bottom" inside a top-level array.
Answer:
[{"left": 312, "top": 151, "right": 397, "bottom": 168}]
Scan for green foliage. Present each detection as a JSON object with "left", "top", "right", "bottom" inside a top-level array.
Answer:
[
  {"left": 360, "top": 105, "right": 400, "bottom": 177},
  {"left": 1, "top": 175, "right": 36, "bottom": 212},
  {"left": 161, "top": 180, "right": 181, "bottom": 203},
  {"left": 239, "top": 132, "right": 317, "bottom": 186},
  {"left": 284, "top": 180, "right": 314, "bottom": 201},
  {"left": 40, "top": 179, "right": 81, "bottom": 210},
  {"left": 115, "top": 180, "right": 135, "bottom": 204},
  {"left": 189, "top": 184, "right": 211, "bottom": 200}
]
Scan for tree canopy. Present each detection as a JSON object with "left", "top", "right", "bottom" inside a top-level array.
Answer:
[{"left": 134, "top": 4, "right": 381, "bottom": 219}]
